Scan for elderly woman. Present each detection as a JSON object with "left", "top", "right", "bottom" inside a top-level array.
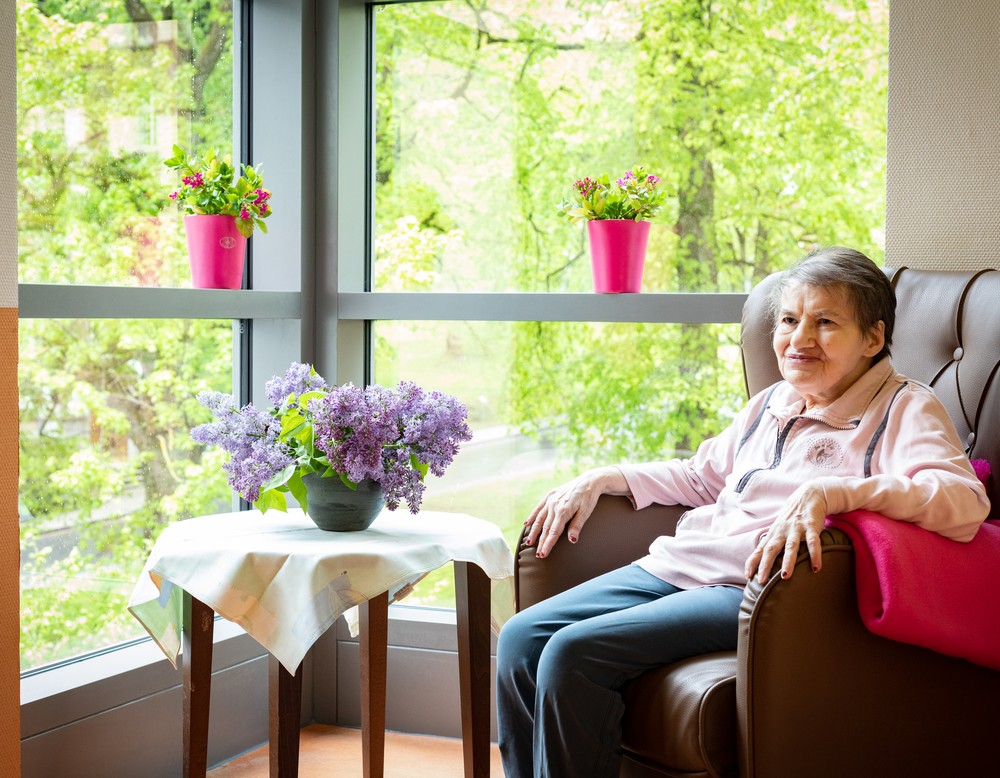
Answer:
[{"left": 496, "top": 247, "right": 990, "bottom": 778}]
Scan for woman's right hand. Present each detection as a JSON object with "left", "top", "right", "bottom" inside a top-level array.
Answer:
[{"left": 522, "top": 466, "right": 630, "bottom": 559}]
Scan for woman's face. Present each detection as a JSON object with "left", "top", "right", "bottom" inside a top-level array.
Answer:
[{"left": 773, "top": 281, "right": 885, "bottom": 410}]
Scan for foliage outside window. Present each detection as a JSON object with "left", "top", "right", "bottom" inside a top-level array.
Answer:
[
  {"left": 372, "top": 0, "right": 889, "bottom": 607},
  {"left": 17, "top": 0, "right": 236, "bottom": 671}
]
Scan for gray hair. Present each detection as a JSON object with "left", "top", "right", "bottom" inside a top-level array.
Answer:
[{"left": 768, "top": 247, "right": 895, "bottom": 363}]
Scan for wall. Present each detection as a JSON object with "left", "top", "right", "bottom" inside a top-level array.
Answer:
[
  {"left": 886, "top": 0, "right": 1000, "bottom": 270},
  {"left": 0, "top": 0, "right": 20, "bottom": 774}
]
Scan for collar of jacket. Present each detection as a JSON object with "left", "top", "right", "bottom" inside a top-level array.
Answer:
[{"left": 767, "top": 358, "right": 897, "bottom": 430}]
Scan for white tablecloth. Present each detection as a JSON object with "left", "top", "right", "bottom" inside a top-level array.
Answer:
[{"left": 127, "top": 509, "right": 515, "bottom": 673}]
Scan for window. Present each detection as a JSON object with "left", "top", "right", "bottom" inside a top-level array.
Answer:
[
  {"left": 17, "top": 1, "right": 239, "bottom": 671},
  {"left": 13, "top": 0, "right": 891, "bottom": 765},
  {"left": 14, "top": 0, "right": 889, "bottom": 685},
  {"left": 366, "top": 0, "right": 889, "bottom": 608},
  {"left": 373, "top": 0, "right": 889, "bottom": 294},
  {"left": 374, "top": 318, "right": 744, "bottom": 606},
  {"left": 17, "top": 1, "right": 234, "bottom": 289}
]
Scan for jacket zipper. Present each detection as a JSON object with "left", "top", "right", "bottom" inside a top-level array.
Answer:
[{"left": 735, "top": 417, "right": 799, "bottom": 493}]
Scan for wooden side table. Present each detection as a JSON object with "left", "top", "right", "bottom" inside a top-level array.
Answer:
[{"left": 181, "top": 560, "right": 492, "bottom": 778}]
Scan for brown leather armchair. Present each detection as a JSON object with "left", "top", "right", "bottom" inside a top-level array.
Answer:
[{"left": 513, "top": 268, "right": 1000, "bottom": 777}]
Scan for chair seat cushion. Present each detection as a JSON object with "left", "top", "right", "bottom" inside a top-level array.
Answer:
[{"left": 621, "top": 651, "right": 738, "bottom": 778}]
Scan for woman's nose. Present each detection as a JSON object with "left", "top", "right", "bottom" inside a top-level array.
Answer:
[{"left": 790, "top": 322, "right": 814, "bottom": 347}]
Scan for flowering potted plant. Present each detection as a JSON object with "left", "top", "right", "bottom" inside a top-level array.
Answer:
[
  {"left": 164, "top": 145, "right": 273, "bottom": 289},
  {"left": 557, "top": 164, "right": 666, "bottom": 293},
  {"left": 191, "top": 362, "right": 473, "bottom": 531},
  {"left": 557, "top": 165, "right": 666, "bottom": 223}
]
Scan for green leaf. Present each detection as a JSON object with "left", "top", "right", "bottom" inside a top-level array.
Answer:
[
  {"left": 280, "top": 413, "right": 305, "bottom": 436},
  {"left": 296, "top": 390, "right": 327, "bottom": 407},
  {"left": 261, "top": 463, "right": 296, "bottom": 491},
  {"left": 409, "top": 453, "right": 429, "bottom": 479},
  {"left": 254, "top": 488, "right": 287, "bottom": 514},
  {"left": 337, "top": 471, "right": 359, "bottom": 490},
  {"left": 287, "top": 469, "right": 308, "bottom": 515}
]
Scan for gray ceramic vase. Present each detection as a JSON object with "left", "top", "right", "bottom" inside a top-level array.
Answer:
[{"left": 302, "top": 472, "right": 385, "bottom": 531}]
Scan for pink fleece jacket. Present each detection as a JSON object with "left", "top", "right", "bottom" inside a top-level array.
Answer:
[{"left": 619, "top": 358, "right": 990, "bottom": 590}]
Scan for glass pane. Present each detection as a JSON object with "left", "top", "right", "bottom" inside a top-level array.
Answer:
[
  {"left": 373, "top": 319, "right": 744, "bottom": 608},
  {"left": 19, "top": 319, "right": 234, "bottom": 671},
  {"left": 17, "top": 1, "right": 234, "bottom": 287},
  {"left": 373, "top": 0, "right": 889, "bottom": 293}
]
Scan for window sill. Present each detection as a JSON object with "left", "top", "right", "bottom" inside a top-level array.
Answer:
[
  {"left": 20, "top": 604, "right": 473, "bottom": 739},
  {"left": 337, "top": 290, "right": 747, "bottom": 323},
  {"left": 20, "top": 618, "right": 264, "bottom": 739},
  {"left": 17, "top": 283, "right": 301, "bottom": 319}
]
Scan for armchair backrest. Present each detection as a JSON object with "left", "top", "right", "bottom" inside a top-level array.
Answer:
[{"left": 739, "top": 267, "right": 1000, "bottom": 520}]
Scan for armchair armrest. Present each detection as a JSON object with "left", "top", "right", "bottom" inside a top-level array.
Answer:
[
  {"left": 514, "top": 495, "right": 688, "bottom": 611},
  {"left": 736, "top": 527, "right": 1000, "bottom": 778}
]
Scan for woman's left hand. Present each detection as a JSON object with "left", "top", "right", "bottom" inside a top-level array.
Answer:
[{"left": 745, "top": 482, "right": 828, "bottom": 584}]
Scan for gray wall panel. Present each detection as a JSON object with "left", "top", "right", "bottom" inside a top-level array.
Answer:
[{"left": 887, "top": 1, "right": 1000, "bottom": 270}]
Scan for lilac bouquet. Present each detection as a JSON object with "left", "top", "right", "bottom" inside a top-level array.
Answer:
[
  {"left": 191, "top": 362, "right": 472, "bottom": 514},
  {"left": 557, "top": 164, "right": 666, "bottom": 223}
]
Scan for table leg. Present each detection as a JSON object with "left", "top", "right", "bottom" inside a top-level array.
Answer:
[
  {"left": 454, "top": 561, "right": 492, "bottom": 778},
  {"left": 268, "top": 656, "right": 303, "bottom": 777},
  {"left": 359, "top": 591, "right": 389, "bottom": 778},
  {"left": 182, "top": 592, "right": 215, "bottom": 778}
]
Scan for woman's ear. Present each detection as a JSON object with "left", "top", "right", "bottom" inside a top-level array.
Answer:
[{"left": 865, "top": 320, "right": 886, "bottom": 357}]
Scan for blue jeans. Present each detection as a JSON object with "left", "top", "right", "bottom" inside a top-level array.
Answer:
[{"left": 496, "top": 564, "right": 743, "bottom": 778}]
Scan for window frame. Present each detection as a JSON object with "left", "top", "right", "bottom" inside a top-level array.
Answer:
[
  {"left": 18, "top": 0, "right": 308, "bottom": 769},
  {"left": 337, "top": 0, "right": 749, "bottom": 605},
  {"left": 336, "top": 0, "right": 747, "bottom": 363},
  {"left": 16, "top": 0, "right": 294, "bottom": 668},
  {"left": 327, "top": 0, "right": 751, "bottom": 738}
]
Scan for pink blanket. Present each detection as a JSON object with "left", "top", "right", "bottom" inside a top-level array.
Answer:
[{"left": 824, "top": 510, "right": 1000, "bottom": 670}]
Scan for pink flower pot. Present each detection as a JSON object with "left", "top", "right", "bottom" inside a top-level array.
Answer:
[
  {"left": 184, "top": 214, "right": 247, "bottom": 289},
  {"left": 587, "top": 219, "right": 651, "bottom": 294}
]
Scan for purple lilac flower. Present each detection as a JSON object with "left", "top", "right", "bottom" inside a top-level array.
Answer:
[
  {"left": 192, "top": 391, "right": 292, "bottom": 503},
  {"left": 226, "top": 436, "right": 294, "bottom": 504},
  {"left": 313, "top": 383, "right": 398, "bottom": 485},
  {"left": 311, "top": 381, "right": 472, "bottom": 513},
  {"left": 399, "top": 384, "right": 472, "bottom": 477},
  {"left": 378, "top": 447, "right": 426, "bottom": 512},
  {"left": 265, "top": 362, "right": 328, "bottom": 407}
]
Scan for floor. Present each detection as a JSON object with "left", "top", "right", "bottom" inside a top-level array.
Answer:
[{"left": 208, "top": 724, "right": 505, "bottom": 777}]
